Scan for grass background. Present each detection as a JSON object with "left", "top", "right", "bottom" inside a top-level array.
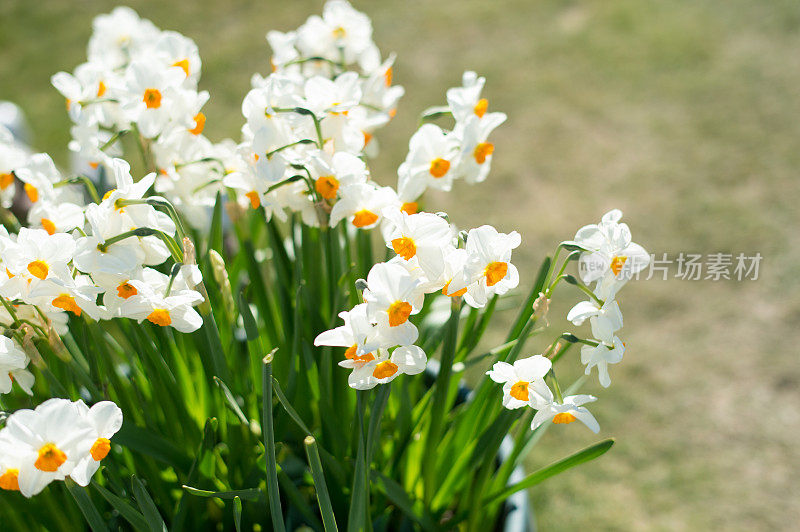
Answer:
[{"left": 2, "top": 0, "right": 799, "bottom": 529}]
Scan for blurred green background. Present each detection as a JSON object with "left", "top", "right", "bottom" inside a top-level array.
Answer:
[{"left": 2, "top": 0, "right": 799, "bottom": 529}]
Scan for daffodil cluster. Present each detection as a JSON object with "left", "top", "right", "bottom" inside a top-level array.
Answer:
[
  {"left": 0, "top": 398, "right": 122, "bottom": 497},
  {"left": 487, "top": 209, "right": 649, "bottom": 434},
  {"left": 316, "top": 207, "right": 520, "bottom": 389}
]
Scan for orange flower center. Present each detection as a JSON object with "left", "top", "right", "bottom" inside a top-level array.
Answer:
[
  {"left": 484, "top": 261, "right": 508, "bottom": 287},
  {"left": 41, "top": 218, "right": 56, "bottom": 235},
  {"left": 473, "top": 142, "right": 494, "bottom": 164},
  {"left": 24, "top": 183, "right": 38, "bottom": 203},
  {"left": 400, "top": 202, "right": 418, "bottom": 215},
  {"left": 147, "top": 308, "right": 172, "bottom": 327},
  {"left": 27, "top": 260, "right": 49, "bottom": 280},
  {"left": 391, "top": 237, "right": 416, "bottom": 260},
  {"left": 97, "top": 80, "right": 107, "bottom": 97},
  {"left": 352, "top": 209, "right": 378, "bottom": 228},
  {"left": 610, "top": 255, "right": 627, "bottom": 276},
  {"left": 510, "top": 381, "right": 529, "bottom": 401},
  {"left": 90, "top": 438, "right": 111, "bottom": 461},
  {"left": 442, "top": 280, "right": 467, "bottom": 298},
  {"left": 117, "top": 281, "right": 138, "bottom": 299},
  {"left": 315, "top": 176, "right": 340, "bottom": 200},
  {"left": 372, "top": 360, "right": 399, "bottom": 379},
  {"left": 363, "top": 131, "right": 373, "bottom": 145},
  {"left": 384, "top": 66, "right": 393, "bottom": 87},
  {"left": 173, "top": 59, "right": 190, "bottom": 77},
  {"left": 429, "top": 158, "right": 450, "bottom": 178},
  {"left": 35, "top": 443, "right": 67, "bottom": 472},
  {"left": 474, "top": 98, "right": 488, "bottom": 117},
  {"left": 143, "top": 88, "right": 162, "bottom": 109},
  {"left": 344, "top": 344, "right": 375, "bottom": 363},
  {"left": 245, "top": 191, "right": 261, "bottom": 209},
  {"left": 387, "top": 301, "right": 412, "bottom": 327},
  {"left": 188, "top": 112, "right": 206, "bottom": 135},
  {"left": 552, "top": 412, "right": 577, "bottom": 424},
  {"left": 0, "top": 173, "right": 14, "bottom": 190},
  {"left": 52, "top": 294, "right": 82, "bottom": 316},
  {"left": 0, "top": 469, "right": 19, "bottom": 491}
]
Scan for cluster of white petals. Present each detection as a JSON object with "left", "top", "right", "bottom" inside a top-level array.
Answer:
[{"left": 0, "top": 398, "right": 122, "bottom": 497}]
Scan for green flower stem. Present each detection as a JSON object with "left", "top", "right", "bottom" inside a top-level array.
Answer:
[
  {"left": 262, "top": 353, "right": 286, "bottom": 532},
  {"left": 54, "top": 175, "right": 101, "bottom": 204},
  {"left": 304, "top": 436, "right": 339, "bottom": 532}
]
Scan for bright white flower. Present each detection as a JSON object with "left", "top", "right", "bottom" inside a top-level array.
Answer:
[
  {"left": 0, "top": 126, "right": 29, "bottom": 208},
  {"left": 446, "top": 71, "right": 490, "bottom": 123},
  {"left": 487, "top": 355, "right": 553, "bottom": 410},
  {"left": 346, "top": 345, "right": 427, "bottom": 390},
  {"left": 13, "top": 153, "right": 80, "bottom": 206},
  {"left": 363, "top": 262, "right": 424, "bottom": 329},
  {"left": 1, "top": 228, "right": 75, "bottom": 300},
  {"left": 0, "top": 336, "right": 34, "bottom": 396},
  {"left": 266, "top": 30, "right": 299, "bottom": 68},
  {"left": 329, "top": 184, "right": 397, "bottom": 229},
  {"left": 580, "top": 337, "right": 625, "bottom": 388},
  {"left": 302, "top": 72, "right": 361, "bottom": 116},
  {"left": 452, "top": 113, "right": 506, "bottom": 184},
  {"left": 121, "top": 59, "right": 190, "bottom": 138},
  {"left": 69, "top": 401, "right": 123, "bottom": 487},
  {"left": 381, "top": 209, "right": 454, "bottom": 280},
  {"left": 51, "top": 63, "right": 117, "bottom": 127},
  {"left": 570, "top": 209, "right": 650, "bottom": 284},
  {"left": 118, "top": 281, "right": 203, "bottom": 333},
  {"left": 567, "top": 298, "right": 623, "bottom": 342},
  {"left": 149, "top": 31, "right": 202, "bottom": 87},
  {"left": 27, "top": 200, "right": 85, "bottom": 236},
  {"left": 449, "top": 225, "right": 521, "bottom": 307},
  {"left": 88, "top": 7, "right": 160, "bottom": 69},
  {"left": 309, "top": 151, "right": 369, "bottom": 201},
  {"left": 295, "top": 0, "right": 374, "bottom": 65},
  {"left": 28, "top": 275, "right": 106, "bottom": 320},
  {"left": 0, "top": 399, "right": 94, "bottom": 497},
  {"left": 531, "top": 395, "right": 600, "bottom": 433},
  {"left": 402, "top": 124, "right": 459, "bottom": 192}
]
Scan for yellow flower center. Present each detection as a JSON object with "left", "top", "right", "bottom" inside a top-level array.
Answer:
[
  {"left": 172, "top": 59, "right": 190, "bottom": 77},
  {"left": 332, "top": 26, "right": 347, "bottom": 39},
  {"left": 391, "top": 237, "right": 416, "bottom": 260},
  {"left": 610, "top": 255, "right": 627, "bottom": 276},
  {"left": 147, "top": 308, "right": 172, "bottom": 327},
  {"left": 24, "top": 183, "right": 38, "bottom": 203},
  {"left": 400, "top": 202, "right": 418, "bottom": 215},
  {"left": 510, "top": 381, "right": 530, "bottom": 401},
  {"left": 90, "top": 438, "right": 111, "bottom": 461},
  {"left": 372, "top": 360, "right": 399, "bottom": 379},
  {"left": 429, "top": 158, "right": 450, "bottom": 178},
  {"left": 0, "top": 469, "right": 20, "bottom": 491},
  {"left": 143, "top": 88, "right": 162, "bottom": 109},
  {"left": 351, "top": 209, "right": 378, "bottom": 228},
  {"left": 484, "top": 261, "right": 508, "bottom": 287},
  {"left": 97, "top": 80, "right": 107, "bottom": 97},
  {"left": 27, "top": 260, "right": 49, "bottom": 280},
  {"left": 0, "top": 173, "right": 14, "bottom": 190},
  {"left": 387, "top": 301, "right": 412, "bottom": 327},
  {"left": 52, "top": 294, "right": 82, "bottom": 316},
  {"left": 552, "top": 412, "right": 577, "bottom": 425},
  {"left": 35, "top": 443, "right": 67, "bottom": 472},
  {"left": 473, "top": 142, "right": 494, "bottom": 164},
  {"left": 41, "top": 218, "right": 56, "bottom": 235},
  {"left": 188, "top": 112, "right": 206, "bottom": 135},
  {"left": 315, "top": 176, "right": 340, "bottom": 200},
  {"left": 117, "top": 281, "right": 138, "bottom": 299},
  {"left": 474, "top": 98, "right": 488, "bottom": 117},
  {"left": 245, "top": 191, "right": 261, "bottom": 209}
]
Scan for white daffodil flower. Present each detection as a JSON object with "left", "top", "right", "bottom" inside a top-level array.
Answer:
[
  {"left": 449, "top": 225, "right": 521, "bottom": 308},
  {"left": 446, "top": 71, "right": 490, "bottom": 123},
  {"left": 0, "top": 399, "right": 94, "bottom": 497},
  {"left": 121, "top": 59, "right": 189, "bottom": 138},
  {"left": 570, "top": 209, "right": 650, "bottom": 284},
  {"left": 581, "top": 337, "right": 625, "bottom": 388},
  {"left": 1, "top": 228, "right": 75, "bottom": 300},
  {"left": 329, "top": 183, "right": 398, "bottom": 229},
  {"left": 295, "top": 0, "right": 374, "bottom": 65},
  {"left": 531, "top": 395, "right": 601, "bottom": 434},
  {"left": 69, "top": 401, "right": 124, "bottom": 487},
  {"left": 381, "top": 209, "right": 454, "bottom": 281},
  {"left": 0, "top": 336, "right": 34, "bottom": 396},
  {"left": 118, "top": 281, "right": 204, "bottom": 333},
  {"left": 452, "top": 112, "right": 506, "bottom": 184},
  {"left": 487, "top": 355, "right": 553, "bottom": 410},
  {"left": 87, "top": 6, "right": 160, "bottom": 69},
  {"left": 567, "top": 298, "right": 624, "bottom": 342},
  {"left": 402, "top": 124, "right": 460, "bottom": 192},
  {"left": 363, "top": 262, "right": 425, "bottom": 329},
  {"left": 346, "top": 345, "right": 427, "bottom": 390}
]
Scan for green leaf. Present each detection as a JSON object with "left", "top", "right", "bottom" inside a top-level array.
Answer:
[
  {"left": 66, "top": 479, "right": 109, "bottom": 532},
  {"left": 115, "top": 424, "right": 192, "bottom": 472},
  {"left": 181, "top": 485, "right": 261, "bottom": 501},
  {"left": 272, "top": 375, "right": 313, "bottom": 436},
  {"left": 304, "top": 436, "right": 339, "bottom": 532},
  {"left": 214, "top": 376, "right": 249, "bottom": 425},
  {"left": 92, "top": 481, "right": 149, "bottom": 532},
  {"left": 484, "top": 439, "right": 615, "bottom": 505},
  {"left": 233, "top": 496, "right": 243, "bottom": 532},
  {"left": 131, "top": 476, "right": 168, "bottom": 532},
  {"left": 370, "top": 471, "right": 437, "bottom": 532},
  {"left": 262, "top": 353, "right": 286, "bottom": 532}
]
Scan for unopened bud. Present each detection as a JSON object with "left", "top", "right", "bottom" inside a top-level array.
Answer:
[
  {"left": 209, "top": 249, "right": 234, "bottom": 316},
  {"left": 355, "top": 278, "right": 368, "bottom": 291},
  {"left": 183, "top": 237, "right": 196, "bottom": 265},
  {"left": 532, "top": 292, "right": 550, "bottom": 325}
]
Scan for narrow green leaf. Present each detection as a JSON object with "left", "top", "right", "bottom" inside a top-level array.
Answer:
[
  {"left": 131, "top": 476, "right": 168, "bottom": 532},
  {"left": 214, "top": 376, "right": 249, "bottom": 425},
  {"left": 66, "top": 479, "right": 109, "bottom": 532},
  {"left": 262, "top": 353, "right": 286, "bottom": 532},
  {"left": 370, "top": 471, "right": 437, "bottom": 532},
  {"left": 182, "top": 485, "right": 261, "bottom": 501},
  {"left": 484, "top": 439, "right": 615, "bottom": 505},
  {"left": 507, "top": 256, "right": 551, "bottom": 341},
  {"left": 304, "top": 436, "right": 339, "bottom": 532},
  {"left": 233, "top": 497, "right": 243, "bottom": 532},
  {"left": 347, "top": 392, "right": 368, "bottom": 532},
  {"left": 115, "top": 424, "right": 192, "bottom": 472},
  {"left": 272, "top": 375, "right": 313, "bottom": 436},
  {"left": 92, "top": 481, "right": 149, "bottom": 532}
]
